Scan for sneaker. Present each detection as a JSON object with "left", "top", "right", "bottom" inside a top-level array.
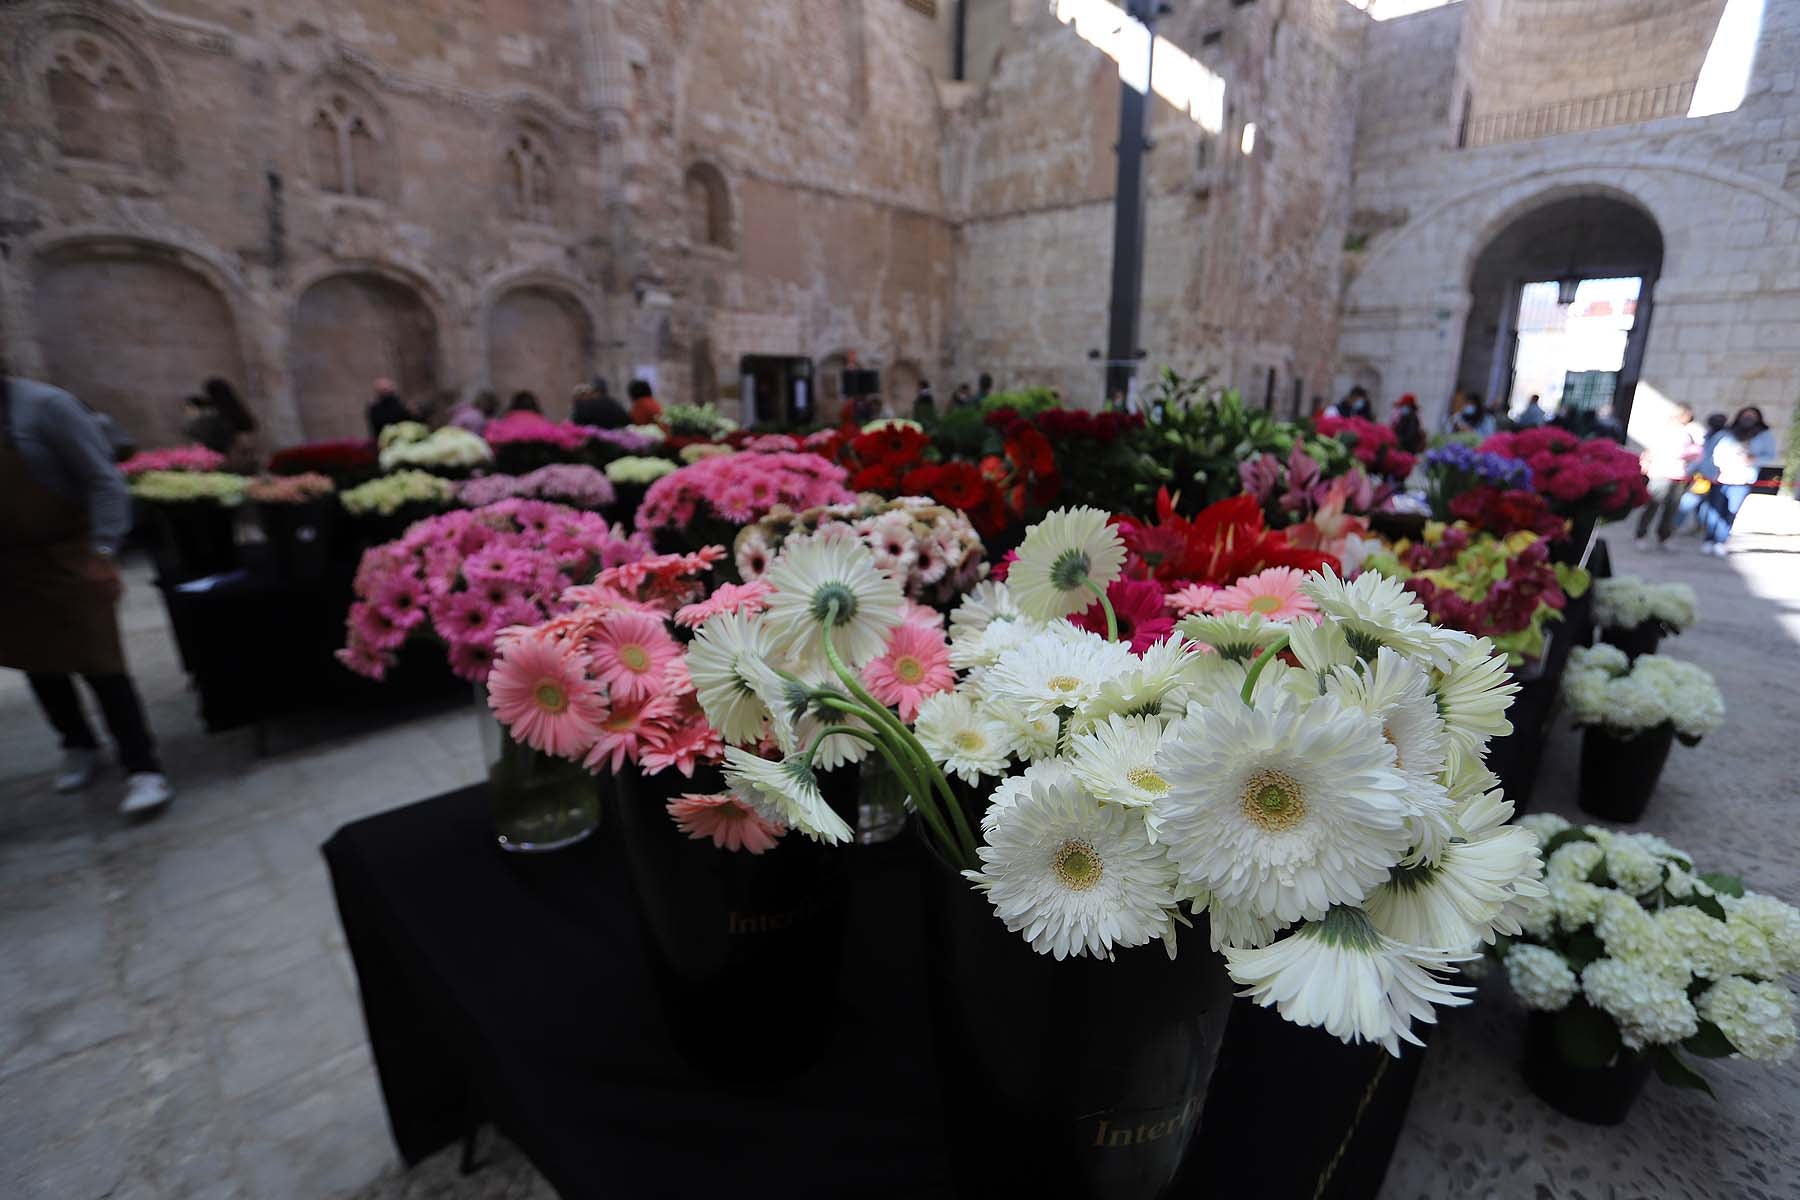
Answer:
[
  {"left": 1655, "top": 540, "right": 1672, "bottom": 553},
  {"left": 54, "top": 748, "right": 102, "bottom": 793},
  {"left": 1633, "top": 537, "right": 1648, "bottom": 550},
  {"left": 120, "top": 772, "right": 174, "bottom": 817}
]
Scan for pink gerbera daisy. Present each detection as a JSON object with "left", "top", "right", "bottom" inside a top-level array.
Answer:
[
  {"left": 486, "top": 633, "right": 607, "bottom": 759},
  {"left": 666, "top": 792, "right": 786, "bottom": 853},
  {"left": 348, "top": 601, "right": 408, "bottom": 652},
  {"left": 1209, "top": 566, "right": 1319, "bottom": 624},
  {"left": 1166, "top": 582, "right": 1219, "bottom": 619},
  {"left": 674, "top": 581, "right": 774, "bottom": 629},
  {"left": 589, "top": 610, "right": 680, "bottom": 701},
  {"left": 372, "top": 576, "right": 429, "bottom": 629},
  {"left": 446, "top": 638, "right": 497, "bottom": 683},
  {"left": 862, "top": 623, "right": 955, "bottom": 721},
  {"left": 584, "top": 693, "right": 677, "bottom": 773},
  {"left": 433, "top": 591, "right": 499, "bottom": 643},
  {"left": 335, "top": 641, "right": 393, "bottom": 680},
  {"left": 639, "top": 707, "right": 725, "bottom": 778},
  {"left": 900, "top": 600, "right": 945, "bottom": 633},
  {"left": 713, "top": 484, "right": 759, "bottom": 524}
]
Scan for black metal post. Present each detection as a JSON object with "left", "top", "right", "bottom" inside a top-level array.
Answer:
[{"left": 1104, "top": 2, "right": 1159, "bottom": 404}]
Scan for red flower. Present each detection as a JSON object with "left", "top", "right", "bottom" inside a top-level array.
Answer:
[
  {"left": 851, "top": 426, "right": 930, "bottom": 467},
  {"left": 1116, "top": 490, "right": 1339, "bottom": 586},
  {"left": 1070, "top": 577, "right": 1174, "bottom": 653},
  {"left": 850, "top": 462, "right": 902, "bottom": 492}
]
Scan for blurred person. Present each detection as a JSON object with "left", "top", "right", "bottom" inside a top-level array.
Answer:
[
  {"left": 1515, "top": 393, "right": 1547, "bottom": 428},
  {"left": 1451, "top": 392, "right": 1486, "bottom": 434},
  {"left": 1675, "top": 412, "right": 1731, "bottom": 534},
  {"left": 507, "top": 390, "right": 541, "bottom": 414},
  {"left": 573, "top": 379, "right": 629, "bottom": 428},
  {"left": 183, "top": 392, "right": 231, "bottom": 453},
  {"left": 1, "top": 367, "right": 173, "bottom": 816},
  {"left": 627, "top": 379, "right": 662, "bottom": 425},
  {"left": 366, "top": 377, "right": 411, "bottom": 440},
  {"left": 950, "top": 383, "right": 974, "bottom": 409},
  {"left": 1593, "top": 402, "right": 1624, "bottom": 441},
  {"left": 975, "top": 373, "right": 994, "bottom": 405},
  {"left": 1390, "top": 393, "right": 1425, "bottom": 453},
  {"left": 1484, "top": 394, "right": 1511, "bottom": 434},
  {"left": 1699, "top": 406, "right": 1779, "bottom": 556},
  {"left": 913, "top": 379, "right": 935, "bottom": 420},
  {"left": 445, "top": 388, "right": 499, "bottom": 434},
  {"left": 1634, "top": 403, "right": 1702, "bottom": 549}
]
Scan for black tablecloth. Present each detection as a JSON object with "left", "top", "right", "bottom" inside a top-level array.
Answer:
[{"left": 325, "top": 787, "right": 1426, "bottom": 1199}]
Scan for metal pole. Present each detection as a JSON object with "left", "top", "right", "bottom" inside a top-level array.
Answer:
[{"left": 1104, "top": 2, "right": 1158, "bottom": 405}]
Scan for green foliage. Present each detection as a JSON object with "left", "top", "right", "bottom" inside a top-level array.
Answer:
[
  {"left": 923, "top": 406, "right": 998, "bottom": 460},
  {"left": 980, "top": 387, "right": 1059, "bottom": 416},
  {"left": 1652, "top": 1046, "right": 1715, "bottom": 1097},
  {"left": 1682, "top": 1021, "right": 1737, "bottom": 1059},
  {"left": 1783, "top": 410, "right": 1799, "bottom": 499},
  {"left": 661, "top": 402, "right": 736, "bottom": 438},
  {"left": 1541, "top": 827, "right": 1598, "bottom": 858},
  {"left": 1699, "top": 872, "right": 1746, "bottom": 898}
]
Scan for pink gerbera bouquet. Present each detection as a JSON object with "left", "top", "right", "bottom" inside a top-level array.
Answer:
[
  {"left": 636, "top": 451, "right": 855, "bottom": 549},
  {"left": 336, "top": 499, "right": 652, "bottom": 684},
  {"left": 121, "top": 444, "right": 227, "bottom": 477}
]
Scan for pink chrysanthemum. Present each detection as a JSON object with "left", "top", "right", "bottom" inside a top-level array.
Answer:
[
  {"left": 674, "top": 581, "right": 774, "bottom": 629},
  {"left": 666, "top": 792, "right": 786, "bottom": 854},
  {"left": 1209, "top": 566, "right": 1320, "bottom": 624},
  {"left": 588, "top": 610, "right": 680, "bottom": 701},
  {"left": 862, "top": 623, "right": 955, "bottom": 721},
  {"left": 584, "top": 693, "right": 677, "bottom": 773},
  {"left": 486, "top": 633, "right": 607, "bottom": 758},
  {"left": 1166, "top": 583, "right": 1219, "bottom": 619}
]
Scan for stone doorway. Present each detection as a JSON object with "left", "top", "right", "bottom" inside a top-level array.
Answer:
[
  {"left": 487, "top": 287, "right": 593, "bottom": 419},
  {"left": 291, "top": 273, "right": 440, "bottom": 441}
]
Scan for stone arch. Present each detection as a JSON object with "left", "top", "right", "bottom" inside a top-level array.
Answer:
[
  {"left": 485, "top": 284, "right": 595, "bottom": 417},
  {"left": 30, "top": 238, "right": 247, "bottom": 449},
  {"left": 26, "top": 16, "right": 173, "bottom": 174},
  {"left": 299, "top": 74, "right": 390, "bottom": 200},
  {"left": 683, "top": 161, "right": 733, "bottom": 249},
  {"left": 888, "top": 358, "right": 923, "bottom": 415},
  {"left": 290, "top": 272, "right": 441, "bottom": 440}
]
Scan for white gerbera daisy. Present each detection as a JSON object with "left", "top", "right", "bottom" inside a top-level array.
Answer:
[
  {"left": 983, "top": 759, "right": 1076, "bottom": 832},
  {"left": 1183, "top": 888, "right": 1291, "bottom": 951},
  {"left": 948, "top": 579, "right": 1022, "bottom": 644},
  {"left": 915, "top": 691, "right": 1016, "bottom": 785},
  {"left": 1001, "top": 708, "right": 1061, "bottom": 761},
  {"left": 1074, "top": 635, "right": 1197, "bottom": 730},
  {"left": 1156, "top": 690, "right": 1412, "bottom": 925},
  {"left": 1008, "top": 507, "right": 1126, "bottom": 621},
  {"left": 1326, "top": 647, "right": 1454, "bottom": 858},
  {"left": 1068, "top": 714, "right": 1172, "bottom": 809},
  {"left": 966, "top": 770, "right": 1180, "bottom": 960},
  {"left": 1430, "top": 636, "right": 1518, "bottom": 768},
  {"left": 761, "top": 536, "right": 905, "bottom": 670},
  {"left": 1287, "top": 618, "right": 1356, "bottom": 692},
  {"left": 1175, "top": 612, "right": 1286, "bottom": 663},
  {"left": 1303, "top": 569, "right": 1464, "bottom": 669},
  {"left": 985, "top": 628, "right": 1137, "bottom": 721},
  {"left": 685, "top": 611, "right": 778, "bottom": 745},
  {"left": 1223, "top": 905, "right": 1474, "bottom": 1055},
  {"left": 1364, "top": 824, "right": 1547, "bottom": 949},
  {"left": 722, "top": 746, "right": 853, "bottom": 844}
]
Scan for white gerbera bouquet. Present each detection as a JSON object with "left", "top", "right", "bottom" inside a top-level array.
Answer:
[
  {"left": 689, "top": 506, "right": 1548, "bottom": 1055},
  {"left": 1501, "top": 815, "right": 1799, "bottom": 1088},
  {"left": 1561, "top": 645, "right": 1725, "bottom": 743},
  {"left": 1593, "top": 576, "right": 1698, "bottom": 635}
]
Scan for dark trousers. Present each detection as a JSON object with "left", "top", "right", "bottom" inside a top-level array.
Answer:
[
  {"left": 26, "top": 672, "right": 161, "bottom": 774},
  {"left": 1634, "top": 478, "right": 1685, "bottom": 541}
]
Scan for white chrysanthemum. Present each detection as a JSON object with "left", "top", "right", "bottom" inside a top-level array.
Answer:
[
  {"left": 1074, "top": 635, "right": 1197, "bottom": 729},
  {"left": 1175, "top": 611, "right": 1286, "bottom": 664},
  {"left": 1326, "top": 647, "right": 1454, "bottom": 856},
  {"left": 1655, "top": 906, "right": 1734, "bottom": 979},
  {"left": 1581, "top": 958, "right": 1699, "bottom": 1050},
  {"left": 1303, "top": 568, "right": 1465, "bottom": 669},
  {"left": 1546, "top": 840, "right": 1603, "bottom": 885},
  {"left": 1007, "top": 507, "right": 1126, "bottom": 621},
  {"left": 1430, "top": 636, "right": 1518, "bottom": 768},
  {"left": 1724, "top": 892, "right": 1800, "bottom": 974},
  {"left": 983, "top": 759, "right": 1076, "bottom": 831},
  {"left": 1156, "top": 690, "right": 1412, "bottom": 925},
  {"left": 915, "top": 691, "right": 1016, "bottom": 785},
  {"left": 1603, "top": 838, "right": 1665, "bottom": 898},
  {"left": 1223, "top": 905, "right": 1473, "bottom": 1056},
  {"left": 1594, "top": 892, "right": 1672, "bottom": 966},
  {"left": 965, "top": 770, "right": 1180, "bottom": 960},
  {"left": 985, "top": 628, "right": 1137, "bottom": 721},
  {"left": 1697, "top": 976, "right": 1798, "bottom": 1063},
  {"left": 761, "top": 536, "right": 905, "bottom": 669},
  {"left": 1516, "top": 812, "right": 1572, "bottom": 847},
  {"left": 721, "top": 747, "right": 853, "bottom": 845},
  {"left": 1068, "top": 714, "right": 1172, "bottom": 810},
  {"left": 1366, "top": 824, "right": 1546, "bottom": 949},
  {"left": 685, "top": 611, "right": 779, "bottom": 745},
  {"left": 1505, "top": 943, "right": 1579, "bottom": 1010},
  {"left": 948, "top": 579, "right": 1021, "bottom": 644}
]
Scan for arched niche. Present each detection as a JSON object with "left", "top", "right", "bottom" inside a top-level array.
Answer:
[
  {"left": 683, "top": 162, "right": 733, "bottom": 249},
  {"left": 291, "top": 272, "right": 440, "bottom": 440},
  {"left": 32, "top": 242, "right": 246, "bottom": 449},
  {"left": 487, "top": 286, "right": 594, "bottom": 418}
]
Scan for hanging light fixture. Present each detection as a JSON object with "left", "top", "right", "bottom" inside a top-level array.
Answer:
[{"left": 1556, "top": 200, "right": 1586, "bottom": 307}]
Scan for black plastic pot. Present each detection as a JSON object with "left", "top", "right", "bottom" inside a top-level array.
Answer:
[
  {"left": 1578, "top": 721, "right": 1676, "bottom": 823},
  {"left": 149, "top": 502, "right": 239, "bottom": 582},
  {"left": 923, "top": 860, "right": 1235, "bottom": 1200},
  {"left": 1521, "top": 1011, "right": 1652, "bottom": 1125},
  {"left": 1600, "top": 622, "right": 1663, "bottom": 661},
  {"left": 259, "top": 500, "right": 333, "bottom": 581}
]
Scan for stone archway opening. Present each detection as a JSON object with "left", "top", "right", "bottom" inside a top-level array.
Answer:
[
  {"left": 487, "top": 286, "right": 594, "bottom": 418},
  {"left": 33, "top": 243, "right": 247, "bottom": 449},
  {"left": 1456, "top": 192, "right": 1664, "bottom": 432},
  {"left": 291, "top": 272, "right": 439, "bottom": 441}
]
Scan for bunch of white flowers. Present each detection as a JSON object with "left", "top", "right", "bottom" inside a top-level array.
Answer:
[
  {"left": 376, "top": 424, "right": 494, "bottom": 471},
  {"left": 1561, "top": 645, "right": 1725, "bottom": 742},
  {"left": 1594, "top": 576, "right": 1698, "bottom": 634},
  {"left": 1500, "top": 818, "right": 1799, "bottom": 1079},
  {"left": 704, "top": 507, "right": 1548, "bottom": 1056}
]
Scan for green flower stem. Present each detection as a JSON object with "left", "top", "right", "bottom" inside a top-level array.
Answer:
[
  {"left": 1239, "top": 632, "right": 1292, "bottom": 704},
  {"left": 819, "top": 603, "right": 979, "bottom": 867},
  {"left": 802, "top": 717, "right": 958, "bottom": 856},
  {"left": 1081, "top": 577, "right": 1119, "bottom": 642},
  {"left": 806, "top": 693, "right": 950, "bottom": 852}
]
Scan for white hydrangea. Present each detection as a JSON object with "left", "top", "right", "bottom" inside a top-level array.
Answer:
[
  {"left": 1633, "top": 656, "right": 1726, "bottom": 740},
  {"left": 1603, "top": 837, "right": 1666, "bottom": 898},
  {"left": 1516, "top": 889, "right": 1558, "bottom": 940},
  {"left": 1546, "top": 840, "right": 1604, "bottom": 885},
  {"left": 1654, "top": 906, "right": 1732, "bottom": 979},
  {"left": 1550, "top": 881, "right": 1608, "bottom": 929},
  {"left": 1560, "top": 649, "right": 1724, "bottom": 740},
  {"left": 1594, "top": 577, "right": 1698, "bottom": 632},
  {"left": 1722, "top": 913, "right": 1778, "bottom": 979},
  {"left": 1697, "top": 976, "right": 1798, "bottom": 1063},
  {"left": 1724, "top": 892, "right": 1800, "bottom": 974},
  {"left": 1581, "top": 957, "right": 1699, "bottom": 1050},
  {"left": 1594, "top": 892, "right": 1672, "bottom": 965},
  {"left": 1568, "top": 643, "right": 1631, "bottom": 676},
  {"left": 1505, "top": 943, "right": 1578, "bottom": 1011},
  {"left": 1516, "top": 812, "right": 1571, "bottom": 846}
]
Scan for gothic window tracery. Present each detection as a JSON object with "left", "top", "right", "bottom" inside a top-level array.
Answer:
[
  {"left": 42, "top": 34, "right": 149, "bottom": 167},
  {"left": 308, "top": 92, "right": 384, "bottom": 199},
  {"left": 501, "top": 131, "right": 556, "bottom": 223}
]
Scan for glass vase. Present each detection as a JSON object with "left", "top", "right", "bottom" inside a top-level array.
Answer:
[
  {"left": 474, "top": 686, "right": 600, "bottom": 852},
  {"left": 855, "top": 754, "right": 910, "bottom": 845}
]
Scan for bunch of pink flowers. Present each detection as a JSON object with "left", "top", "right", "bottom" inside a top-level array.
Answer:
[
  {"left": 245, "top": 472, "right": 335, "bottom": 504},
  {"left": 1478, "top": 427, "right": 1649, "bottom": 521},
  {"left": 120, "top": 445, "right": 227, "bottom": 477},
  {"left": 1081, "top": 565, "right": 1322, "bottom": 647},
  {"left": 457, "top": 464, "right": 616, "bottom": 509},
  {"left": 636, "top": 451, "right": 854, "bottom": 536},
  {"left": 480, "top": 411, "right": 593, "bottom": 451},
  {"left": 336, "top": 499, "right": 652, "bottom": 684}
]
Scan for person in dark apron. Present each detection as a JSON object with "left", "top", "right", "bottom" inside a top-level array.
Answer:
[{"left": 2, "top": 372, "right": 173, "bottom": 817}]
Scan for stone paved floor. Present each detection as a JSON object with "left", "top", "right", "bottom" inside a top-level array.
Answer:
[{"left": 1, "top": 533, "right": 1796, "bottom": 1199}]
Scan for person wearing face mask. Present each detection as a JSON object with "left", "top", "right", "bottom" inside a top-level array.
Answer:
[
  {"left": 1698, "top": 406, "right": 1779, "bottom": 556},
  {"left": 1451, "top": 391, "right": 1487, "bottom": 434}
]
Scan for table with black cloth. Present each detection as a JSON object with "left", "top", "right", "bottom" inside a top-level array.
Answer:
[{"left": 325, "top": 786, "right": 1429, "bottom": 1200}]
